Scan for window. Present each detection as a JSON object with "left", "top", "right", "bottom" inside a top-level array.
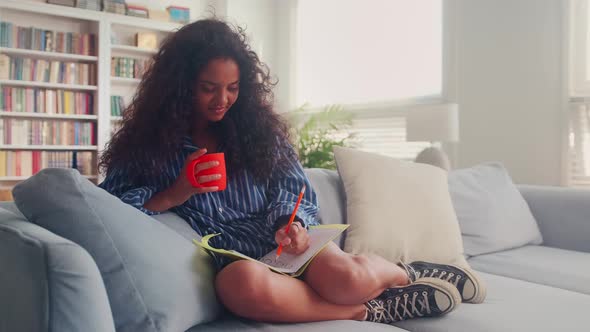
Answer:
[
  {"left": 569, "top": 99, "right": 590, "bottom": 185},
  {"left": 294, "top": 0, "right": 442, "bottom": 159},
  {"left": 570, "top": 0, "right": 590, "bottom": 96},
  {"left": 295, "top": 0, "right": 443, "bottom": 106},
  {"left": 568, "top": 0, "right": 590, "bottom": 186},
  {"left": 349, "top": 112, "right": 432, "bottom": 160}
]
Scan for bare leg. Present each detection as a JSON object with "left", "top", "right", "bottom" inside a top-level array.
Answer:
[
  {"left": 215, "top": 260, "right": 367, "bottom": 323},
  {"left": 303, "top": 242, "right": 410, "bottom": 305}
]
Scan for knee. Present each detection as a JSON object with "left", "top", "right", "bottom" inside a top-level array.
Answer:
[
  {"left": 328, "top": 254, "right": 380, "bottom": 291},
  {"left": 349, "top": 254, "right": 380, "bottom": 288},
  {"left": 215, "top": 261, "right": 275, "bottom": 318}
]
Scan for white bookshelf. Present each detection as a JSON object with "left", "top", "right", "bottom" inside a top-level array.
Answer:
[
  {"left": 111, "top": 44, "right": 158, "bottom": 56},
  {"left": 0, "top": 0, "right": 195, "bottom": 188},
  {"left": 0, "top": 112, "right": 98, "bottom": 120},
  {"left": 110, "top": 77, "right": 141, "bottom": 84},
  {"left": 0, "top": 145, "right": 99, "bottom": 151},
  {"left": 0, "top": 0, "right": 184, "bottom": 30},
  {"left": 0, "top": 47, "right": 98, "bottom": 61},
  {"left": 107, "top": 13, "right": 182, "bottom": 32},
  {"left": 0, "top": 175, "right": 98, "bottom": 181},
  {"left": 0, "top": 79, "right": 98, "bottom": 90}
]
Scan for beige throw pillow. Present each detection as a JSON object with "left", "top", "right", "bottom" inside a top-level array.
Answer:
[{"left": 334, "top": 147, "right": 468, "bottom": 267}]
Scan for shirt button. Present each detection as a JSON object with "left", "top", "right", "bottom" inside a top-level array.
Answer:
[{"left": 218, "top": 207, "right": 223, "bottom": 213}]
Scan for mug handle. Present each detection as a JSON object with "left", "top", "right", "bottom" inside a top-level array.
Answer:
[{"left": 186, "top": 159, "right": 204, "bottom": 188}]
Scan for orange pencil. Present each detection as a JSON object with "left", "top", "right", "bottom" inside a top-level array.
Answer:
[{"left": 275, "top": 185, "right": 306, "bottom": 261}]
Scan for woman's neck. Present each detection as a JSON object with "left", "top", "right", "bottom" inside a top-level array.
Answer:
[
  {"left": 193, "top": 117, "right": 210, "bottom": 134},
  {"left": 191, "top": 123, "right": 219, "bottom": 152}
]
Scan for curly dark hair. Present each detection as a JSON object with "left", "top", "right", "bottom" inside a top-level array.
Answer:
[{"left": 99, "top": 18, "right": 294, "bottom": 184}]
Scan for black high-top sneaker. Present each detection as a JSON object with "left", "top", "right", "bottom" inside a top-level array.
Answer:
[
  {"left": 400, "top": 261, "right": 486, "bottom": 304},
  {"left": 365, "top": 277, "right": 460, "bottom": 324}
]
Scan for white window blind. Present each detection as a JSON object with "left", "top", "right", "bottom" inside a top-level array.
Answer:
[
  {"left": 349, "top": 113, "right": 430, "bottom": 159},
  {"left": 568, "top": 0, "right": 590, "bottom": 186},
  {"left": 295, "top": 0, "right": 443, "bottom": 106},
  {"left": 568, "top": 99, "right": 590, "bottom": 185},
  {"left": 295, "top": 0, "right": 443, "bottom": 159}
]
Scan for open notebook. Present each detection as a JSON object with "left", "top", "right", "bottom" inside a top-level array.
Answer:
[{"left": 193, "top": 224, "right": 349, "bottom": 277}]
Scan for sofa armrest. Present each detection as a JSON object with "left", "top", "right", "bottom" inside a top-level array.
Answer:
[
  {"left": 518, "top": 185, "right": 590, "bottom": 253},
  {"left": 0, "top": 206, "right": 115, "bottom": 332}
]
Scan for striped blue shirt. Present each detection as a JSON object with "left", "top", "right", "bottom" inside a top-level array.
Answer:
[{"left": 98, "top": 136, "right": 320, "bottom": 268}]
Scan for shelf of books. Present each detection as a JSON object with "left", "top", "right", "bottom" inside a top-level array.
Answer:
[
  {"left": 0, "top": 2, "right": 99, "bottom": 188},
  {"left": 108, "top": 22, "right": 171, "bottom": 134},
  {"left": 0, "top": 0, "right": 187, "bottom": 193}
]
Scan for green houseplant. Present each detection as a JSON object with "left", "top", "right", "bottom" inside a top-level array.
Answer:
[{"left": 286, "top": 104, "right": 356, "bottom": 170}]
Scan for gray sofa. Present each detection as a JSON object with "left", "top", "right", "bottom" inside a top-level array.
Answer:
[{"left": 1, "top": 168, "right": 590, "bottom": 332}]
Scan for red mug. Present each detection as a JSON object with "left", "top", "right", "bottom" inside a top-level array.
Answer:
[{"left": 186, "top": 153, "right": 227, "bottom": 191}]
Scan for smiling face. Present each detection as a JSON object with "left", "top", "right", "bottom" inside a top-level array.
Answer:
[{"left": 193, "top": 57, "right": 240, "bottom": 126}]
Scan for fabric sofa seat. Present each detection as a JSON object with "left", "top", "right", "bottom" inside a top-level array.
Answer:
[
  {"left": 394, "top": 271, "right": 590, "bottom": 332},
  {"left": 468, "top": 245, "right": 590, "bottom": 295},
  {"left": 197, "top": 263, "right": 590, "bottom": 332}
]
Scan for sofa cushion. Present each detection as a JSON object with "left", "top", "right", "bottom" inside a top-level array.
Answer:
[
  {"left": 518, "top": 185, "right": 590, "bottom": 253},
  {"left": 394, "top": 271, "right": 590, "bottom": 332},
  {"left": 333, "top": 147, "right": 468, "bottom": 266},
  {"left": 304, "top": 168, "right": 346, "bottom": 226},
  {"left": 468, "top": 245, "right": 590, "bottom": 295},
  {"left": 0, "top": 201, "right": 24, "bottom": 217},
  {"left": 12, "top": 168, "right": 221, "bottom": 332},
  {"left": 152, "top": 211, "right": 202, "bottom": 242},
  {"left": 304, "top": 168, "right": 347, "bottom": 247},
  {"left": 448, "top": 162, "right": 543, "bottom": 256},
  {"left": 0, "top": 206, "right": 115, "bottom": 332}
]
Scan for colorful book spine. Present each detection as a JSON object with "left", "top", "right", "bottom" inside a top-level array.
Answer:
[
  {"left": 110, "top": 95, "right": 125, "bottom": 116},
  {"left": 4, "top": 56, "right": 97, "bottom": 85},
  {"left": 1, "top": 87, "right": 94, "bottom": 115},
  {"left": 0, "top": 150, "right": 95, "bottom": 177},
  {"left": 0, "top": 20, "right": 96, "bottom": 56},
  {"left": 111, "top": 57, "right": 150, "bottom": 79},
  {"left": 1, "top": 119, "right": 95, "bottom": 146}
]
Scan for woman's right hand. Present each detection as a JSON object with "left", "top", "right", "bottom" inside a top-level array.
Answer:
[{"left": 167, "top": 148, "right": 222, "bottom": 206}]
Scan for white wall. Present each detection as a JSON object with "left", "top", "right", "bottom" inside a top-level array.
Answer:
[
  {"left": 452, "top": 0, "right": 565, "bottom": 185},
  {"left": 225, "top": 0, "right": 284, "bottom": 105},
  {"left": 226, "top": 0, "right": 277, "bottom": 65},
  {"left": 225, "top": 0, "right": 298, "bottom": 113}
]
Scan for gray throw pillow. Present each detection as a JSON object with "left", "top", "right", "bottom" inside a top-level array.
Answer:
[
  {"left": 448, "top": 162, "right": 543, "bottom": 257},
  {"left": 304, "top": 168, "right": 346, "bottom": 227},
  {"left": 304, "top": 168, "right": 348, "bottom": 248},
  {"left": 13, "top": 168, "right": 221, "bottom": 332}
]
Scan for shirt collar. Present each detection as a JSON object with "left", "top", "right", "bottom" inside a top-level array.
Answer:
[
  {"left": 182, "top": 136, "right": 199, "bottom": 151},
  {"left": 182, "top": 135, "right": 226, "bottom": 152}
]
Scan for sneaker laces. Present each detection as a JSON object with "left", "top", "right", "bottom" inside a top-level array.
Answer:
[
  {"left": 367, "top": 291, "right": 432, "bottom": 323},
  {"left": 418, "top": 269, "right": 462, "bottom": 287}
]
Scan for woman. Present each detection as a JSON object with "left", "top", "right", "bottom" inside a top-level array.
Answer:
[{"left": 99, "top": 18, "right": 482, "bottom": 325}]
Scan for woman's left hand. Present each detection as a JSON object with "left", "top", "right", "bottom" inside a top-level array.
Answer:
[{"left": 274, "top": 221, "right": 310, "bottom": 255}]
